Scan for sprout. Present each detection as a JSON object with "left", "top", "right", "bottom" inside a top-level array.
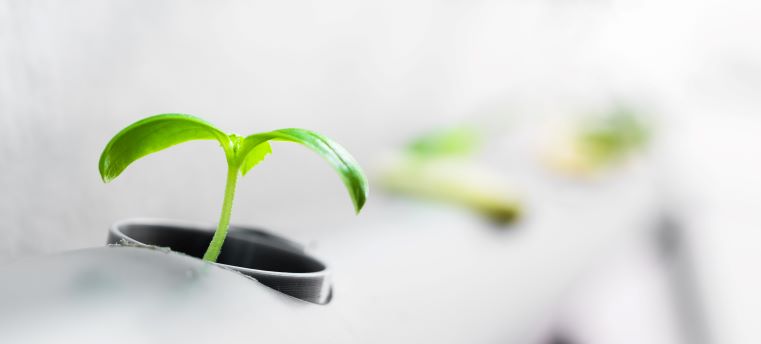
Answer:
[{"left": 99, "top": 114, "right": 368, "bottom": 262}]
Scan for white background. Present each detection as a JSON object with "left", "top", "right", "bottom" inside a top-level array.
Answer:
[{"left": 1, "top": 0, "right": 760, "bottom": 343}]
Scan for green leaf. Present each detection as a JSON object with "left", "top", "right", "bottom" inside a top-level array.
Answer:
[
  {"left": 406, "top": 125, "right": 482, "bottom": 159},
  {"left": 239, "top": 142, "right": 272, "bottom": 176},
  {"left": 578, "top": 106, "right": 650, "bottom": 165},
  {"left": 99, "top": 114, "right": 230, "bottom": 182},
  {"left": 238, "top": 128, "right": 368, "bottom": 213}
]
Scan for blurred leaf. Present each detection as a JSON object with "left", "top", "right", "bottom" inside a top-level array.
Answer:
[
  {"left": 382, "top": 123, "right": 519, "bottom": 224},
  {"left": 406, "top": 125, "right": 482, "bottom": 159},
  {"left": 379, "top": 155, "right": 520, "bottom": 225},
  {"left": 543, "top": 105, "right": 652, "bottom": 177},
  {"left": 578, "top": 106, "right": 650, "bottom": 166}
]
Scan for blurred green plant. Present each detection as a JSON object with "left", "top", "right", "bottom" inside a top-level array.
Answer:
[
  {"left": 380, "top": 125, "right": 520, "bottom": 225},
  {"left": 545, "top": 105, "right": 651, "bottom": 176},
  {"left": 406, "top": 125, "right": 482, "bottom": 159},
  {"left": 577, "top": 106, "right": 650, "bottom": 166},
  {"left": 99, "top": 114, "right": 368, "bottom": 262}
]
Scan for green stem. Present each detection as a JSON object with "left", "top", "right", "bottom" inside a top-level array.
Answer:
[{"left": 203, "top": 164, "right": 240, "bottom": 262}]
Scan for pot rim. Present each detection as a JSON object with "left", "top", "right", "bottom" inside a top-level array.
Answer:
[{"left": 110, "top": 217, "right": 330, "bottom": 278}]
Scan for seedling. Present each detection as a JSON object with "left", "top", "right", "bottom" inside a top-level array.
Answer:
[
  {"left": 543, "top": 105, "right": 650, "bottom": 176},
  {"left": 378, "top": 125, "right": 521, "bottom": 225},
  {"left": 99, "top": 114, "right": 368, "bottom": 262}
]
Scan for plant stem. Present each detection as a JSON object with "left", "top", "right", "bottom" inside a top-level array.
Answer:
[{"left": 203, "top": 164, "right": 240, "bottom": 262}]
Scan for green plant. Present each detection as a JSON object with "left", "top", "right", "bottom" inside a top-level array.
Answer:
[
  {"left": 99, "top": 114, "right": 368, "bottom": 262},
  {"left": 543, "top": 105, "right": 651, "bottom": 177},
  {"left": 379, "top": 125, "right": 521, "bottom": 225},
  {"left": 576, "top": 106, "right": 650, "bottom": 166}
]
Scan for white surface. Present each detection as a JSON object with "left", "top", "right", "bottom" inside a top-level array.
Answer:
[
  {"left": 550, "top": 236, "right": 684, "bottom": 344},
  {"left": 315, "top": 161, "right": 660, "bottom": 342},
  {"left": 0, "top": 246, "right": 355, "bottom": 344},
  {"left": 663, "top": 116, "right": 761, "bottom": 344}
]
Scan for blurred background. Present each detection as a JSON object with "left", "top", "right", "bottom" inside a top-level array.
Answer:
[{"left": 1, "top": 0, "right": 760, "bottom": 343}]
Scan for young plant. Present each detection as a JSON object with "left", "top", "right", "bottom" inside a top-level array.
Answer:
[
  {"left": 378, "top": 125, "right": 521, "bottom": 225},
  {"left": 543, "top": 105, "right": 650, "bottom": 177},
  {"left": 99, "top": 114, "right": 368, "bottom": 262}
]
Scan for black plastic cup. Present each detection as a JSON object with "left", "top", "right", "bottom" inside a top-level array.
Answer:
[{"left": 107, "top": 219, "right": 331, "bottom": 304}]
